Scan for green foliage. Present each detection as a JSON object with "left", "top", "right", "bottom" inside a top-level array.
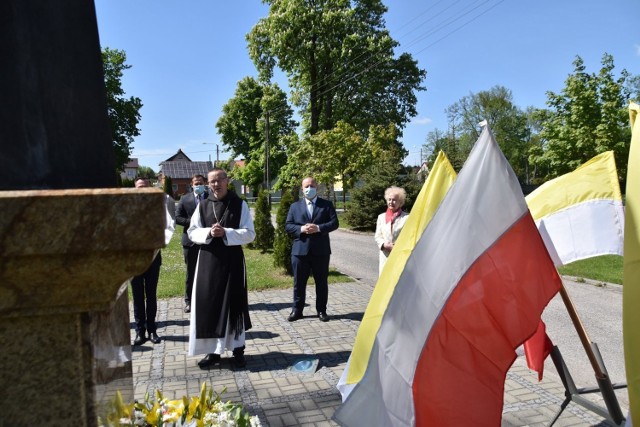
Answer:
[
  {"left": 344, "top": 149, "right": 410, "bottom": 230},
  {"left": 530, "top": 54, "right": 632, "bottom": 180},
  {"left": 252, "top": 189, "right": 275, "bottom": 252},
  {"left": 102, "top": 47, "right": 142, "bottom": 172},
  {"left": 120, "top": 178, "right": 135, "bottom": 188},
  {"left": 137, "top": 165, "right": 156, "bottom": 179},
  {"left": 247, "top": 0, "right": 425, "bottom": 138},
  {"left": 163, "top": 176, "right": 173, "bottom": 197},
  {"left": 216, "top": 76, "right": 296, "bottom": 190},
  {"left": 424, "top": 85, "right": 531, "bottom": 182},
  {"left": 273, "top": 189, "right": 294, "bottom": 274}
]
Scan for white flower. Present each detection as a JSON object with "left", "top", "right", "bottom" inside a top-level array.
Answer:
[
  {"left": 249, "top": 416, "right": 261, "bottom": 427},
  {"left": 202, "top": 412, "right": 216, "bottom": 426}
]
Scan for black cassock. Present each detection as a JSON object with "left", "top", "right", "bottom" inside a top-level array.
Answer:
[{"left": 193, "top": 191, "right": 252, "bottom": 339}]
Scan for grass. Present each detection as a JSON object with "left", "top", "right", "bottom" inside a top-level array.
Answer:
[
  {"left": 149, "top": 228, "right": 351, "bottom": 299},
  {"left": 145, "top": 222, "right": 623, "bottom": 300},
  {"left": 557, "top": 254, "right": 623, "bottom": 285}
]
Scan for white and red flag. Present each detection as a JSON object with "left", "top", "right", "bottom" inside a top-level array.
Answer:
[{"left": 334, "top": 124, "right": 562, "bottom": 426}]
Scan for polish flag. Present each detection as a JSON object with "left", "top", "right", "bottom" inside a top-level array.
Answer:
[{"left": 334, "top": 124, "right": 562, "bottom": 426}]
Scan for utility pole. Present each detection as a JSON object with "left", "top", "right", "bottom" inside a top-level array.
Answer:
[{"left": 264, "top": 110, "right": 271, "bottom": 205}]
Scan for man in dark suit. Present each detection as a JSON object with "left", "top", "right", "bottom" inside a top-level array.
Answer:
[
  {"left": 175, "top": 174, "right": 207, "bottom": 313},
  {"left": 285, "top": 176, "right": 339, "bottom": 322}
]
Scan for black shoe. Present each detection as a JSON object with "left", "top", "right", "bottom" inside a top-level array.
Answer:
[
  {"left": 287, "top": 310, "right": 303, "bottom": 322},
  {"left": 198, "top": 353, "right": 221, "bottom": 369},
  {"left": 149, "top": 332, "right": 161, "bottom": 344},
  {"left": 184, "top": 304, "right": 191, "bottom": 313},
  {"left": 318, "top": 311, "right": 329, "bottom": 322},
  {"left": 133, "top": 332, "right": 146, "bottom": 346},
  {"left": 234, "top": 353, "right": 247, "bottom": 368}
]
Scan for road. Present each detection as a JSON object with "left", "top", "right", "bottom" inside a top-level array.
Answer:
[{"left": 328, "top": 227, "right": 628, "bottom": 409}]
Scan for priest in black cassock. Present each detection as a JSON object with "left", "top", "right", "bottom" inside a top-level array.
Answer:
[{"left": 187, "top": 168, "right": 255, "bottom": 368}]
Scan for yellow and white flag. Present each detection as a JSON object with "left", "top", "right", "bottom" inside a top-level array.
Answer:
[
  {"left": 526, "top": 151, "right": 624, "bottom": 266},
  {"left": 624, "top": 102, "right": 640, "bottom": 426}
]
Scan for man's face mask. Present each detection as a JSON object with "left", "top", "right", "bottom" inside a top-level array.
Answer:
[
  {"left": 303, "top": 186, "right": 317, "bottom": 199},
  {"left": 194, "top": 185, "right": 206, "bottom": 195}
]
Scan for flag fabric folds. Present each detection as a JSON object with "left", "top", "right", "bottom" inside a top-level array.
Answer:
[
  {"left": 336, "top": 151, "right": 457, "bottom": 401},
  {"left": 624, "top": 102, "right": 640, "bottom": 426},
  {"left": 334, "top": 125, "right": 562, "bottom": 427},
  {"left": 525, "top": 151, "right": 624, "bottom": 267},
  {"left": 522, "top": 319, "right": 554, "bottom": 381}
]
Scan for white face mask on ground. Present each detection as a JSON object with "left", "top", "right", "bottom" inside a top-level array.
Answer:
[{"left": 303, "top": 186, "right": 317, "bottom": 200}]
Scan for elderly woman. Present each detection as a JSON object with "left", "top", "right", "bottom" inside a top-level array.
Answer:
[{"left": 374, "top": 186, "right": 410, "bottom": 275}]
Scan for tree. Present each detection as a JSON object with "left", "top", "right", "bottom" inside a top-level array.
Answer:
[
  {"left": 273, "top": 189, "right": 294, "bottom": 274},
  {"left": 343, "top": 147, "right": 405, "bottom": 230},
  {"left": 137, "top": 165, "right": 156, "bottom": 179},
  {"left": 443, "top": 86, "right": 531, "bottom": 181},
  {"left": 216, "top": 77, "right": 296, "bottom": 191},
  {"left": 252, "top": 189, "right": 275, "bottom": 252},
  {"left": 163, "top": 176, "right": 173, "bottom": 197},
  {"left": 530, "top": 54, "right": 631, "bottom": 179},
  {"left": 275, "top": 121, "right": 398, "bottom": 207},
  {"left": 102, "top": 47, "right": 142, "bottom": 172},
  {"left": 247, "top": 0, "right": 425, "bottom": 140}
]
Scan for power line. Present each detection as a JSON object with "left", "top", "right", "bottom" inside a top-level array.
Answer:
[{"left": 262, "top": 0, "right": 506, "bottom": 119}]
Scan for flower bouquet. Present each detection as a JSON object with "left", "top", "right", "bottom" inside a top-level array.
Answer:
[{"left": 100, "top": 382, "right": 260, "bottom": 427}]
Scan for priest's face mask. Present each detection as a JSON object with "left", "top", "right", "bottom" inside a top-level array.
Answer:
[{"left": 208, "top": 170, "right": 229, "bottom": 200}]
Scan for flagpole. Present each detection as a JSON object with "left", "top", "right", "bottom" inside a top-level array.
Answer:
[
  {"left": 558, "top": 282, "right": 625, "bottom": 424},
  {"left": 557, "top": 284, "right": 603, "bottom": 376}
]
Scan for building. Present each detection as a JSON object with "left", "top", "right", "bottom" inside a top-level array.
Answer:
[
  {"left": 120, "top": 158, "right": 139, "bottom": 181},
  {"left": 158, "top": 149, "right": 213, "bottom": 197}
]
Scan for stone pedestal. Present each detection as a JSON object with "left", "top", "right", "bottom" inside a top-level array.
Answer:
[{"left": 0, "top": 188, "right": 166, "bottom": 426}]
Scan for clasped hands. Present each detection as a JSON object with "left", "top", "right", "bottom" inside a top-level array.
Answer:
[
  {"left": 210, "top": 223, "right": 225, "bottom": 238},
  {"left": 302, "top": 223, "right": 320, "bottom": 234}
]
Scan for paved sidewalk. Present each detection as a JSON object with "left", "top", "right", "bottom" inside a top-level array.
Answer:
[{"left": 130, "top": 281, "right": 627, "bottom": 426}]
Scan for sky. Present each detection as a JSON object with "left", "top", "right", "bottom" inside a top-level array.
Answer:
[{"left": 94, "top": 0, "right": 640, "bottom": 170}]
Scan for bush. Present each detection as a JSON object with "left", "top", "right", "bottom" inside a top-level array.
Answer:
[
  {"left": 252, "top": 189, "right": 274, "bottom": 252},
  {"left": 273, "top": 188, "right": 294, "bottom": 275},
  {"left": 163, "top": 176, "right": 173, "bottom": 197},
  {"left": 344, "top": 158, "right": 423, "bottom": 230}
]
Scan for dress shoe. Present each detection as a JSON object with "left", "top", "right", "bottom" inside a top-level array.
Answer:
[
  {"left": 287, "top": 310, "right": 303, "bottom": 322},
  {"left": 198, "top": 353, "right": 221, "bottom": 369},
  {"left": 133, "top": 333, "right": 146, "bottom": 346},
  {"left": 184, "top": 304, "right": 191, "bottom": 313},
  {"left": 318, "top": 311, "right": 329, "bottom": 322},
  {"left": 149, "top": 332, "right": 161, "bottom": 344}
]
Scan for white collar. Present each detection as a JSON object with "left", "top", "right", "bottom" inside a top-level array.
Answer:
[{"left": 306, "top": 197, "right": 317, "bottom": 204}]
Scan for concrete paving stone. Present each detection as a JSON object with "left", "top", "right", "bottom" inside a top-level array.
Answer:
[
  {"left": 517, "top": 392, "right": 547, "bottom": 402},
  {"left": 300, "top": 398, "right": 321, "bottom": 411},
  {"left": 279, "top": 412, "right": 299, "bottom": 426},
  {"left": 295, "top": 413, "right": 326, "bottom": 423}
]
